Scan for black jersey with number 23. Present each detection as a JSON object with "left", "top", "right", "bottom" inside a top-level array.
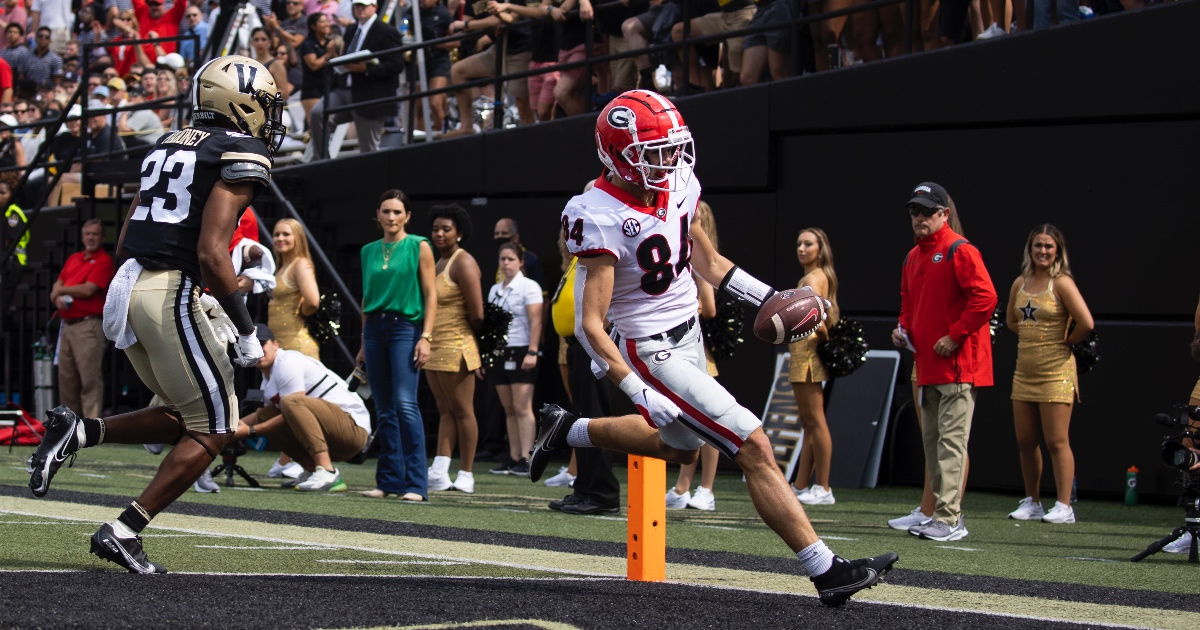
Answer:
[{"left": 121, "top": 126, "right": 273, "bottom": 283}]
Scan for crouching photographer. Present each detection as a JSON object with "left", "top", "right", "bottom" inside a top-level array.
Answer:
[
  {"left": 235, "top": 324, "right": 370, "bottom": 492},
  {"left": 1132, "top": 405, "right": 1200, "bottom": 561}
]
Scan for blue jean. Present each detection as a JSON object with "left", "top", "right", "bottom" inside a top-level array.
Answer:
[
  {"left": 363, "top": 314, "right": 427, "bottom": 497},
  {"left": 1034, "top": 0, "right": 1079, "bottom": 29}
]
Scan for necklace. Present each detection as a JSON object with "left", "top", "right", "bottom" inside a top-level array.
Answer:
[{"left": 381, "top": 240, "right": 399, "bottom": 269}]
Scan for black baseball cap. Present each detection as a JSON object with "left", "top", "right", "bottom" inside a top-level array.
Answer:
[
  {"left": 906, "top": 182, "right": 950, "bottom": 209},
  {"left": 255, "top": 323, "right": 275, "bottom": 343},
  {"left": 63, "top": 71, "right": 80, "bottom": 83}
]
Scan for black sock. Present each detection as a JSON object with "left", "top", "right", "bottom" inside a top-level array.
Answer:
[
  {"left": 80, "top": 418, "right": 105, "bottom": 448},
  {"left": 117, "top": 501, "right": 151, "bottom": 535}
]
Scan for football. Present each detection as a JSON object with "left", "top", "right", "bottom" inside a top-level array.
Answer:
[{"left": 753, "top": 288, "right": 826, "bottom": 345}]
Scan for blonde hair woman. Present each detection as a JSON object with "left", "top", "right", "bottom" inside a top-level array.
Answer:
[
  {"left": 790, "top": 227, "right": 840, "bottom": 506},
  {"left": 1005, "top": 224, "right": 1092, "bottom": 524},
  {"left": 270, "top": 218, "right": 321, "bottom": 359},
  {"left": 665, "top": 200, "right": 722, "bottom": 511}
]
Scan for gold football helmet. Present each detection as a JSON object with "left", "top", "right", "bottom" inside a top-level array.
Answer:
[{"left": 192, "top": 55, "right": 286, "bottom": 154}]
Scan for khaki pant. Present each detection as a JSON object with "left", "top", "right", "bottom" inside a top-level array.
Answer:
[
  {"left": 252, "top": 394, "right": 368, "bottom": 463},
  {"left": 692, "top": 7, "right": 757, "bottom": 73},
  {"left": 919, "top": 382, "right": 976, "bottom": 524},
  {"left": 58, "top": 317, "right": 106, "bottom": 419},
  {"left": 606, "top": 35, "right": 638, "bottom": 93}
]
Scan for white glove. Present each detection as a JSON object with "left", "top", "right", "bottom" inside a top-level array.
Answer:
[
  {"left": 619, "top": 373, "right": 682, "bottom": 429},
  {"left": 233, "top": 332, "right": 264, "bottom": 367},
  {"left": 198, "top": 293, "right": 238, "bottom": 344},
  {"left": 799, "top": 286, "right": 833, "bottom": 321}
]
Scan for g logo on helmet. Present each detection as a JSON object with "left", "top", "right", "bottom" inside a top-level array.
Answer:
[{"left": 607, "top": 106, "right": 634, "bottom": 130}]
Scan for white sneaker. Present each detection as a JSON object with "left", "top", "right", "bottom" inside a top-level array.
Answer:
[
  {"left": 1008, "top": 497, "right": 1045, "bottom": 520},
  {"left": 665, "top": 488, "right": 690, "bottom": 509},
  {"left": 427, "top": 469, "right": 453, "bottom": 492},
  {"left": 977, "top": 23, "right": 1007, "bottom": 40},
  {"left": 452, "top": 471, "right": 475, "bottom": 494},
  {"left": 794, "top": 486, "right": 812, "bottom": 501},
  {"left": 279, "top": 461, "right": 304, "bottom": 479},
  {"left": 799, "top": 485, "right": 835, "bottom": 505},
  {"left": 1042, "top": 501, "right": 1075, "bottom": 524},
  {"left": 296, "top": 466, "right": 346, "bottom": 492},
  {"left": 686, "top": 486, "right": 716, "bottom": 511},
  {"left": 193, "top": 469, "right": 220, "bottom": 493},
  {"left": 1164, "top": 532, "right": 1194, "bottom": 554},
  {"left": 267, "top": 458, "right": 287, "bottom": 478},
  {"left": 888, "top": 507, "right": 931, "bottom": 530},
  {"left": 281, "top": 470, "right": 312, "bottom": 489},
  {"left": 544, "top": 466, "right": 576, "bottom": 488}
]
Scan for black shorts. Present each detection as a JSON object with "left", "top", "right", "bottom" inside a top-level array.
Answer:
[
  {"left": 425, "top": 50, "right": 452, "bottom": 80},
  {"left": 636, "top": 4, "right": 668, "bottom": 36},
  {"left": 489, "top": 346, "right": 538, "bottom": 385},
  {"left": 743, "top": 0, "right": 792, "bottom": 52}
]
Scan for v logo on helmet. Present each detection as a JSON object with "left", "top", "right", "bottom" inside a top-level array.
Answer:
[{"left": 234, "top": 63, "right": 258, "bottom": 94}]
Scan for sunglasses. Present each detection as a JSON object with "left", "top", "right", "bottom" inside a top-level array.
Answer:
[
  {"left": 14, "top": 108, "right": 27, "bottom": 114},
  {"left": 36, "top": 33, "right": 50, "bottom": 39},
  {"left": 907, "top": 205, "right": 942, "bottom": 218}
]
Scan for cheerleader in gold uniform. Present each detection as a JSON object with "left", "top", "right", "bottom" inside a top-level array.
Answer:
[
  {"left": 424, "top": 206, "right": 485, "bottom": 494},
  {"left": 789, "top": 228, "right": 839, "bottom": 506},
  {"left": 269, "top": 219, "right": 321, "bottom": 359},
  {"left": 1005, "top": 225, "right": 1092, "bottom": 524}
]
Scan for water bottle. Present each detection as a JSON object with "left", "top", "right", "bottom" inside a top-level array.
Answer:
[
  {"left": 1125, "top": 466, "right": 1138, "bottom": 505},
  {"left": 401, "top": 17, "right": 413, "bottom": 45}
]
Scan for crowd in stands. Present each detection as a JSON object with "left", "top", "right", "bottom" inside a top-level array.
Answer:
[{"left": 0, "top": 0, "right": 1150, "bottom": 170}]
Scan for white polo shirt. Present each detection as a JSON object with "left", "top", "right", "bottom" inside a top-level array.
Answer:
[
  {"left": 261, "top": 349, "right": 370, "bottom": 431},
  {"left": 487, "top": 271, "right": 543, "bottom": 347}
]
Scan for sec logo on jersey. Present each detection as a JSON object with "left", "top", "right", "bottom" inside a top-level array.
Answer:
[{"left": 622, "top": 218, "right": 641, "bottom": 237}]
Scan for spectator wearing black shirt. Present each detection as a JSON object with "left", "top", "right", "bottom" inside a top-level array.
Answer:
[
  {"left": 442, "top": 0, "right": 534, "bottom": 137},
  {"left": 489, "top": 0, "right": 593, "bottom": 116},
  {"left": 404, "top": 0, "right": 455, "bottom": 133},
  {"left": 265, "top": 0, "right": 308, "bottom": 48},
  {"left": 298, "top": 11, "right": 337, "bottom": 121}
]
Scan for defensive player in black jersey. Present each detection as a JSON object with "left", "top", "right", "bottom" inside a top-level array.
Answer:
[{"left": 26, "top": 55, "right": 286, "bottom": 574}]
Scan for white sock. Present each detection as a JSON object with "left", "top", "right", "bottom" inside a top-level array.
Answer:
[
  {"left": 456, "top": 470, "right": 472, "bottom": 478},
  {"left": 431, "top": 456, "right": 451, "bottom": 475},
  {"left": 797, "top": 540, "right": 835, "bottom": 577},
  {"left": 565, "top": 418, "right": 593, "bottom": 448},
  {"left": 110, "top": 519, "right": 139, "bottom": 539}
]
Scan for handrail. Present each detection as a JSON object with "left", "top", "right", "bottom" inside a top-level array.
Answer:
[{"left": 317, "top": 0, "right": 911, "bottom": 146}]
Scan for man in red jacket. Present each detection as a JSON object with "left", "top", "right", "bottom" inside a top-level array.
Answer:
[{"left": 891, "top": 182, "right": 996, "bottom": 542}]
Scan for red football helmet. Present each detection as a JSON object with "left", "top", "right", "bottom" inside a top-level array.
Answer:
[{"left": 595, "top": 90, "right": 695, "bottom": 192}]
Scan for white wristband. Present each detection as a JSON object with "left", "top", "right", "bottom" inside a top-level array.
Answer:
[
  {"left": 618, "top": 372, "right": 649, "bottom": 400},
  {"left": 719, "top": 266, "right": 775, "bottom": 308}
]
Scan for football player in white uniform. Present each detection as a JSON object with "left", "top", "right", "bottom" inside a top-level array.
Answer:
[{"left": 530, "top": 90, "right": 897, "bottom": 607}]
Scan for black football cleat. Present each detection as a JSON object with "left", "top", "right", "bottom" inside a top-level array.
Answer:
[
  {"left": 27, "top": 406, "right": 81, "bottom": 497},
  {"left": 528, "top": 404, "right": 579, "bottom": 483},
  {"left": 90, "top": 523, "right": 167, "bottom": 574},
  {"left": 810, "top": 552, "right": 898, "bottom": 607}
]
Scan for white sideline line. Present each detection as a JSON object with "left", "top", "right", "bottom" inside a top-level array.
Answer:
[
  {"left": 1066, "top": 556, "right": 1118, "bottom": 563},
  {"left": 316, "top": 560, "right": 467, "bottom": 566},
  {"left": 0, "top": 520, "right": 85, "bottom": 525},
  {"left": 820, "top": 536, "right": 858, "bottom": 541},
  {"left": 76, "top": 473, "right": 109, "bottom": 479},
  {"left": 694, "top": 526, "right": 739, "bottom": 531},
  {"left": 497, "top": 509, "right": 529, "bottom": 514},
  {"left": 935, "top": 546, "right": 981, "bottom": 552},
  {"left": 196, "top": 545, "right": 337, "bottom": 550}
]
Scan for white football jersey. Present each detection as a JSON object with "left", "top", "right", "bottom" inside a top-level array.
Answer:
[{"left": 562, "top": 169, "right": 702, "bottom": 339}]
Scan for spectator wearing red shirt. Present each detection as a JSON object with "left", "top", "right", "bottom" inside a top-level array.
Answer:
[
  {"left": 892, "top": 182, "right": 996, "bottom": 543},
  {"left": 51, "top": 218, "right": 116, "bottom": 419},
  {"left": 132, "top": 0, "right": 188, "bottom": 64},
  {"left": 0, "top": 56, "right": 11, "bottom": 102}
]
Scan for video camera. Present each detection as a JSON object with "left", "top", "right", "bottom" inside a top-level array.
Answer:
[{"left": 1155, "top": 405, "right": 1200, "bottom": 472}]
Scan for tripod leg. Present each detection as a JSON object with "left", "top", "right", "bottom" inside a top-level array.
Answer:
[
  {"left": 1130, "top": 526, "right": 1186, "bottom": 562},
  {"left": 1190, "top": 530, "right": 1199, "bottom": 564},
  {"left": 233, "top": 465, "right": 260, "bottom": 488}
]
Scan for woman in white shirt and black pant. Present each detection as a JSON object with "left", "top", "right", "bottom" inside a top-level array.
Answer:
[{"left": 487, "top": 242, "right": 543, "bottom": 476}]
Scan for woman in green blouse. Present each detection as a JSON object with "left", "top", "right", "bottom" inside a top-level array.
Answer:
[{"left": 357, "top": 189, "right": 438, "bottom": 501}]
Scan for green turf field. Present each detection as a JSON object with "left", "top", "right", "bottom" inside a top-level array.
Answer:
[{"left": 1, "top": 444, "right": 1195, "bottom": 594}]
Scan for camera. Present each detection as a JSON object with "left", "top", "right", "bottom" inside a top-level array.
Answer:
[{"left": 1156, "top": 405, "right": 1200, "bottom": 472}]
